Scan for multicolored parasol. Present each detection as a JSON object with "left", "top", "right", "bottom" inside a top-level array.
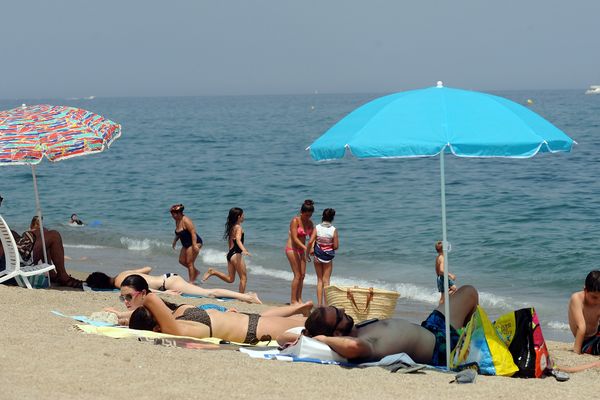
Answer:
[
  {"left": 0, "top": 104, "right": 121, "bottom": 268},
  {"left": 0, "top": 104, "right": 121, "bottom": 165}
]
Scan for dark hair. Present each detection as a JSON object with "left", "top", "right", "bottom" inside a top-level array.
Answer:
[
  {"left": 435, "top": 241, "right": 443, "bottom": 252},
  {"left": 304, "top": 307, "right": 333, "bottom": 337},
  {"left": 30, "top": 215, "right": 42, "bottom": 229},
  {"left": 170, "top": 204, "right": 184, "bottom": 213},
  {"left": 85, "top": 272, "right": 113, "bottom": 289},
  {"left": 121, "top": 274, "right": 150, "bottom": 292},
  {"left": 585, "top": 270, "right": 600, "bottom": 292},
  {"left": 224, "top": 207, "right": 244, "bottom": 241},
  {"left": 120, "top": 274, "right": 180, "bottom": 310},
  {"left": 300, "top": 199, "right": 314, "bottom": 213},
  {"left": 129, "top": 306, "right": 158, "bottom": 331},
  {"left": 322, "top": 208, "right": 335, "bottom": 222}
]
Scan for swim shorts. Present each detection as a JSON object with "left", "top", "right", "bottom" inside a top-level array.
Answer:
[
  {"left": 421, "top": 310, "right": 459, "bottom": 367},
  {"left": 437, "top": 275, "right": 456, "bottom": 293}
]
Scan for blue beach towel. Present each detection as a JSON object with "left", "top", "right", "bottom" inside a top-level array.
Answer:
[{"left": 52, "top": 310, "right": 119, "bottom": 327}]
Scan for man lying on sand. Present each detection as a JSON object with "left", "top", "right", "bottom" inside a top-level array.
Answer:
[
  {"left": 303, "top": 285, "right": 478, "bottom": 366},
  {"left": 568, "top": 270, "right": 600, "bottom": 355},
  {"left": 85, "top": 266, "right": 261, "bottom": 304}
]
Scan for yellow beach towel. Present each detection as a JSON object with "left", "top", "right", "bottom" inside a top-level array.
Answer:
[{"left": 75, "top": 324, "right": 274, "bottom": 347}]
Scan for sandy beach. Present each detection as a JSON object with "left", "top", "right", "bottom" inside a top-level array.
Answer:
[{"left": 1, "top": 277, "right": 599, "bottom": 400}]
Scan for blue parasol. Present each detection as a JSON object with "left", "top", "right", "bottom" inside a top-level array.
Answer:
[{"left": 307, "top": 82, "right": 575, "bottom": 369}]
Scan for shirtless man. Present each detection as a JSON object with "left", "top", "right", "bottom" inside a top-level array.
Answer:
[
  {"left": 85, "top": 266, "right": 261, "bottom": 304},
  {"left": 568, "top": 270, "right": 600, "bottom": 355},
  {"left": 303, "top": 285, "right": 479, "bottom": 366}
]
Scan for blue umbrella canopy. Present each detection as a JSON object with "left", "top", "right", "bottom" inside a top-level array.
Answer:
[
  {"left": 309, "top": 82, "right": 574, "bottom": 161},
  {"left": 307, "top": 82, "right": 575, "bottom": 370}
]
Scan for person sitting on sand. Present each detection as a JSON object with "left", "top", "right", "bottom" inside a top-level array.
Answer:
[
  {"left": 85, "top": 266, "right": 261, "bottom": 304},
  {"left": 130, "top": 289, "right": 310, "bottom": 345},
  {"left": 568, "top": 270, "right": 600, "bottom": 355},
  {"left": 106, "top": 274, "right": 309, "bottom": 344},
  {"left": 435, "top": 240, "right": 457, "bottom": 304},
  {"left": 303, "top": 285, "right": 479, "bottom": 366}
]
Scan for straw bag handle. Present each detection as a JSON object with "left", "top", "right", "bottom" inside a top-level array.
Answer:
[{"left": 346, "top": 287, "right": 374, "bottom": 313}]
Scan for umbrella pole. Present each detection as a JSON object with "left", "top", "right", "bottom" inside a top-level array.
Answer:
[
  {"left": 31, "top": 165, "right": 49, "bottom": 269},
  {"left": 440, "top": 151, "right": 451, "bottom": 369}
]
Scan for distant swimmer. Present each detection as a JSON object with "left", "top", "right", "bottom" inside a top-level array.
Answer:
[{"left": 69, "top": 213, "right": 84, "bottom": 226}]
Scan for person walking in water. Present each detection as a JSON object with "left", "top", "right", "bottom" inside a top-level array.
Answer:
[
  {"left": 170, "top": 204, "right": 203, "bottom": 283},
  {"left": 202, "top": 207, "right": 250, "bottom": 293},
  {"left": 285, "top": 199, "right": 315, "bottom": 304},
  {"left": 308, "top": 208, "right": 339, "bottom": 306},
  {"left": 435, "top": 240, "right": 457, "bottom": 305}
]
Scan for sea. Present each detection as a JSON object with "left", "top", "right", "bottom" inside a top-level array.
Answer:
[{"left": 1, "top": 90, "right": 599, "bottom": 342}]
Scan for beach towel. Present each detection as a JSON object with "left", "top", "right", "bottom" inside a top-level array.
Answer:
[
  {"left": 74, "top": 324, "right": 274, "bottom": 347},
  {"left": 240, "top": 335, "right": 426, "bottom": 372},
  {"left": 52, "top": 310, "right": 119, "bottom": 327},
  {"left": 450, "top": 305, "right": 518, "bottom": 376},
  {"left": 494, "top": 308, "right": 552, "bottom": 378}
]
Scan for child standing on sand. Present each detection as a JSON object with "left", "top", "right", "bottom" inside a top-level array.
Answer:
[
  {"left": 435, "top": 240, "right": 457, "bottom": 304},
  {"left": 568, "top": 270, "right": 600, "bottom": 355},
  {"left": 308, "top": 208, "right": 339, "bottom": 306}
]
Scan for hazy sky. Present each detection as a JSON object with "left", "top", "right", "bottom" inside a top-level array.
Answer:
[{"left": 1, "top": 0, "right": 599, "bottom": 99}]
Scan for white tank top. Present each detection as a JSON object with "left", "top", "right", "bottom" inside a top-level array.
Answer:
[{"left": 316, "top": 222, "right": 336, "bottom": 251}]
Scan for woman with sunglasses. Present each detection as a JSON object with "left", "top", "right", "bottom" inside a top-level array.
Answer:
[
  {"left": 86, "top": 266, "right": 261, "bottom": 304},
  {"left": 130, "top": 291, "right": 310, "bottom": 345},
  {"left": 105, "top": 275, "right": 313, "bottom": 336},
  {"left": 170, "top": 204, "right": 202, "bottom": 283}
]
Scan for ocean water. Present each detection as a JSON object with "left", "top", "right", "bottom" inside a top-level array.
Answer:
[{"left": 1, "top": 90, "right": 599, "bottom": 342}]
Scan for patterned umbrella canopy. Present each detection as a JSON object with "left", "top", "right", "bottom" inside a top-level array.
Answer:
[
  {"left": 0, "top": 104, "right": 121, "bottom": 270},
  {"left": 0, "top": 104, "right": 121, "bottom": 165}
]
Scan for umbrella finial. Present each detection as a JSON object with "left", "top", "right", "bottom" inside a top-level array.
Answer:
[{"left": 436, "top": 81, "right": 444, "bottom": 88}]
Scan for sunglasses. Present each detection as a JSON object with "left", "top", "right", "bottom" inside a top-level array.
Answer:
[
  {"left": 119, "top": 291, "right": 141, "bottom": 303},
  {"left": 324, "top": 306, "right": 345, "bottom": 336}
]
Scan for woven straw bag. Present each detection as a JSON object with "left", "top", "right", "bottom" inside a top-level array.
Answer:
[{"left": 324, "top": 285, "right": 400, "bottom": 323}]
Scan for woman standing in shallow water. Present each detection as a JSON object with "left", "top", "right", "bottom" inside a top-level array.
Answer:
[
  {"left": 202, "top": 207, "right": 250, "bottom": 293},
  {"left": 170, "top": 204, "right": 202, "bottom": 283},
  {"left": 285, "top": 199, "right": 315, "bottom": 304}
]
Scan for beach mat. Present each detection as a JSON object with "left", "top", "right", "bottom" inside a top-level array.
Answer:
[
  {"left": 240, "top": 347, "right": 426, "bottom": 371},
  {"left": 52, "top": 310, "right": 118, "bottom": 327},
  {"left": 75, "top": 324, "right": 274, "bottom": 347}
]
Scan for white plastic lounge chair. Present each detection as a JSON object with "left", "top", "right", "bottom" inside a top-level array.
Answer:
[{"left": 0, "top": 214, "right": 55, "bottom": 289}]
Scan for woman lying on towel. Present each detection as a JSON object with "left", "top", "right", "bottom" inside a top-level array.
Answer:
[
  {"left": 125, "top": 277, "right": 309, "bottom": 344},
  {"left": 106, "top": 274, "right": 311, "bottom": 337},
  {"left": 85, "top": 266, "right": 261, "bottom": 304}
]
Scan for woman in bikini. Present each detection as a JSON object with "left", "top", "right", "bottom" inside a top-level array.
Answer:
[
  {"left": 105, "top": 274, "right": 310, "bottom": 334},
  {"left": 170, "top": 204, "right": 202, "bottom": 283},
  {"left": 285, "top": 199, "right": 315, "bottom": 304},
  {"left": 85, "top": 266, "right": 261, "bottom": 304},
  {"left": 202, "top": 207, "right": 250, "bottom": 293},
  {"left": 121, "top": 275, "right": 310, "bottom": 345}
]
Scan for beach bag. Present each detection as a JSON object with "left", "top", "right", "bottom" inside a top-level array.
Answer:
[
  {"left": 493, "top": 308, "right": 552, "bottom": 378},
  {"left": 450, "top": 306, "right": 518, "bottom": 376},
  {"left": 324, "top": 285, "right": 399, "bottom": 323}
]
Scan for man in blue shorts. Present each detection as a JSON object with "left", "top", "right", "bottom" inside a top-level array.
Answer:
[{"left": 303, "top": 285, "right": 478, "bottom": 367}]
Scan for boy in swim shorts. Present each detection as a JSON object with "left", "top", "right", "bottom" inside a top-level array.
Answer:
[{"left": 435, "top": 241, "right": 457, "bottom": 305}]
